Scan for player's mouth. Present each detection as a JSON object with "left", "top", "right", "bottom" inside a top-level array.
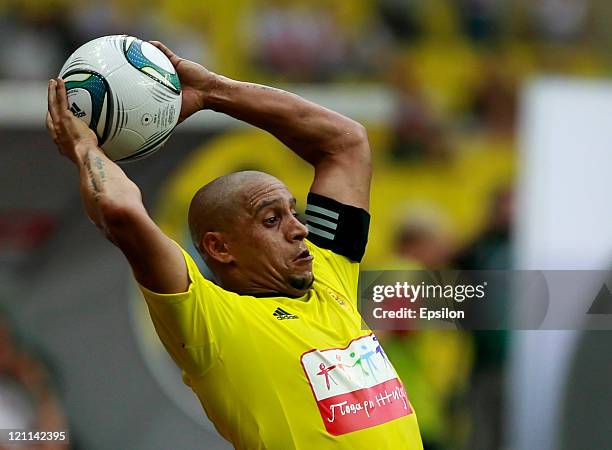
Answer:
[{"left": 293, "top": 249, "right": 313, "bottom": 264}]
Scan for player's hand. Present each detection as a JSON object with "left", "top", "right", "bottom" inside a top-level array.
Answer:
[
  {"left": 149, "top": 40, "right": 217, "bottom": 123},
  {"left": 46, "top": 78, "right": 98, "bottom": 164}
]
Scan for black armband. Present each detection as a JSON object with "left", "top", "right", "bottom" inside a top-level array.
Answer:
[{"left": 305, "top": 193, "right": 370, "bottom": 262}]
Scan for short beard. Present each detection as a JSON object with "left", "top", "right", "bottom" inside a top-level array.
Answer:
[{"left": 288, "top": 273, "right": 314, "bottom": 292}]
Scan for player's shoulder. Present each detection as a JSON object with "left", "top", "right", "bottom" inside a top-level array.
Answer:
[
  {"left": 145, "top": 241, "right": 234, "bottom": 302},
  {"left": 307, "top": 239, "right": 360, "bottom": 304}
]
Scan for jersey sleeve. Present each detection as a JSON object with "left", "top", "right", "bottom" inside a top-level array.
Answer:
[
  {"left": 305, "top": 193, "right": 370, "bottom": 303},
  {"left": 138, "top": 242, "right": 235, "bottom": 378}
]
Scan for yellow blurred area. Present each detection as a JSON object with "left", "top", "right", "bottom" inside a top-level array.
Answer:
[
  {"left": 163, "top": 0, "right": 603, "bottom": 82},
  {"left": 2, "top": 0, "right": 70, "bottom": 18},
  {"left": 383, "top": 329, "right": 473, "bottom": 444},
  {"left": 5, "top": 0, "right": 608, "bottom": 84},
  {"left": 89, "top": 0, "right": 608, "bottom": 113}
]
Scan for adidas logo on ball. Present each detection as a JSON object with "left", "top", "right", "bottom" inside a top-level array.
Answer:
[{"left": 70, "top": 102, "right": 86, "bottom": 118}]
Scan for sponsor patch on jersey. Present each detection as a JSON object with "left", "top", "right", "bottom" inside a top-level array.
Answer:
[{"left": 300, "top": 334, "right": 412, "bottom": 435}]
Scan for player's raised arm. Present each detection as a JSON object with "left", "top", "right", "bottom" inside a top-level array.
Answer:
[
  {"left": 45, "top": 78, "right": 188, "bottom": 294},
  {"left": 208, "top": 80, "right": 372, "bottom": 210},
  {"left": 151, "top": 41, "right": 372, "bottom": 211}
]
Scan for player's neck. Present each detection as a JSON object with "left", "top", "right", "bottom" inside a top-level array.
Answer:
[{"left": 214, "top": 265, "right": 309, "bottom": 297}]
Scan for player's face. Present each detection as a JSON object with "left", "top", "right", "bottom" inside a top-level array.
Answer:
[{"left": 230, "top": 180, "right": 313, "bottom": 296}]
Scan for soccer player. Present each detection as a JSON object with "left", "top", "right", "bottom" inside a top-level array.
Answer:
[{"left": 45, "top": 41, "right": 423, "bottom": 449}]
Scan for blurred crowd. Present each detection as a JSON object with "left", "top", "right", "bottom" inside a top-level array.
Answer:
[{"left": 1, "top": 0, "right": 609, "bottom": 449}]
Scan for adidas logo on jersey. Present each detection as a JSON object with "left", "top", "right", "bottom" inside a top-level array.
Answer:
[
  {"left": 70, "top": 102, "right": 86, "bottom": 118},
  {"left": 273, "top": 307, "right": 299, "bottom": 320}
]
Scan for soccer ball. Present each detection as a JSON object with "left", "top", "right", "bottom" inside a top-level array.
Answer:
[{"left": 59, "top": 35, "right": 182, "bottom": 162}]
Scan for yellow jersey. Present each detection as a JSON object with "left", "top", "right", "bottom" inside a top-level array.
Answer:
[{"left": 139, "top": 240, "right": 423, "bottom": 449}]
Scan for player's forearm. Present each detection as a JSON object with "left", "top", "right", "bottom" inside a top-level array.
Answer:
[
  {"left": 75, "top": 144, "right": 142, "bottom": 232},
  {"left": 205, "top": 76, "right": 367, "bottom": 165}
]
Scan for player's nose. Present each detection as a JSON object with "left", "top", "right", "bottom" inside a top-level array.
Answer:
[{"left": 288, "top": 214, "right": 308, "bottom": 241}]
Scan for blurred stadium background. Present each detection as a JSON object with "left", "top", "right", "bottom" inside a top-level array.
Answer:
[{"left": 1, "top": 0, "right": 612, "bottom": 449}]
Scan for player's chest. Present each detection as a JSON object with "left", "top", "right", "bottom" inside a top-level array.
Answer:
[{"left": 226, "top": 294, "right": 363, "bottom": 359}]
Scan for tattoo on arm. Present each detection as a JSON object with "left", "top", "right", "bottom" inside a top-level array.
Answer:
[
  {"left": 94, "top": 156, "right": 106, "bottom": 182},
  {"left": 84, "top": 153, "right": 107, "bottom": 202},
  {"left": 245, "top": 83, "right": 283, "bottom": 94}
]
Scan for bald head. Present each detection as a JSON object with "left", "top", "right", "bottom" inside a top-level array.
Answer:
[
  {"left": 187, "top": 170, "right": 312, "bottom": 296},
  {"left": 188, "top": 171, "right": 281, "bottom": 256}
]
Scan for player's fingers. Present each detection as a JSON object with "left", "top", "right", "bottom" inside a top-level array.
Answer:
[
  {"left": 45, "top": 112, "right": 54, "bottom": 133},
  {"left": 55, "top": 77, "right": 70, "bottom": 115},
  {"left": 149, "top": 40, "right": 177, "bottom": 61},
  {"left": 47, "top": 79, "right": 59, "bottom": 123},
  {"left": 45, "top": 113, "right": 61, "bottom": 147},
  {"left": 45, "top": 113, "right": 57, "bottom": 141}
]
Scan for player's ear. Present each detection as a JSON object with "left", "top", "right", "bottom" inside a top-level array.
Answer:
[{"left": 202, "top": 231, "right": 234, "bottom": 264}]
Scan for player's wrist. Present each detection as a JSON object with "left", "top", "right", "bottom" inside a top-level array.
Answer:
[
  {"left": 201, "top": 74, "right": 231, "bottom": 111},
  {"left": 73, "top": 141, "right": 101, "bottom": 165}
]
